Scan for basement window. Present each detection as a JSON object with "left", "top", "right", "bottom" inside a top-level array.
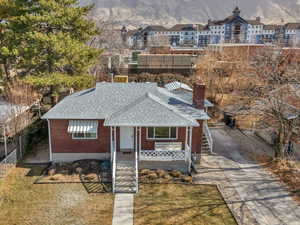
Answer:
[{"left": 147, "top": 127, "right": 177, "bottom": 140}]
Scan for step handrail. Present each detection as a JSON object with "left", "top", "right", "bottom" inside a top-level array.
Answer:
[{"left": 204, "top": 123, "right": 214, "bottom": 154}]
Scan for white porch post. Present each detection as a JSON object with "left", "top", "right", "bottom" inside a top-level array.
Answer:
[
  {"left": 185, "top": 127, "right": 188, "bottom": 162},
  {"left": 189, "top": 127, "right": 193, "bottom": 150},
  {"left": 188, "top": 127, "right": 193, "bottom": 173},
  {"left": 139, "top": 127, "right": 141, "bottom": 156},
  {"left": 135, "top": 127, "right": 138, "bottom": 152},
  {"left": 110, "top": 127, "right": 113, "bottom": 163},
  {"left": 47, "top": 120, "right": 53, "bottom": 162},
  {"left": 114, "top": 127, "right": 117, "bottom": 153}
]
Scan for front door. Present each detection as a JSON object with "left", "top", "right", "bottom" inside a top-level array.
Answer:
[{"left": 120, "top": 127, "right": 134, "bottom": 151}]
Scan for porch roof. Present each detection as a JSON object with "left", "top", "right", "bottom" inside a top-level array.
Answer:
[{"left": 104, "top": 93, "right": 200, "bottom": 127}]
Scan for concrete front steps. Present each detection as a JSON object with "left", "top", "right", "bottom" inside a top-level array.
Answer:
[
  {"left": 115, "top": 161, "right": 137, "bottom": 193},
  {"left": 201, "top": 133, "right": 212, "bottom": 155}
]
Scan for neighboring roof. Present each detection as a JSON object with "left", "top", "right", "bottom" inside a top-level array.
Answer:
[
  {"left": 169, "top": 24, "right": 203, "bottom": 31},
  {"left": 104, "top": 93, "right": 198, "bottom": 127},
  {"left": 127, "top": 29, "right": 138, "bottom": 36},
  {"left": 247, "top": 20, "right": 264, "bottom": 25},
  {"left": 165, "top": 81, "right": 193, "bottom": 92},
  {"left": 144, "top": 25, "right": 168, "bottom": 32},
  {"left": 284, "top": 23, "right": 300, "bottom": 29},
  {"left": 0, "top": 100, "right": 30, "bottom": 124},
  {"left": 42, "top": 83, "right": 210, "bottom": 126},
  {"left": 209, "top": 15, "right": 248, "bottom": 26},
  {"left": 263, "top": 24, "right": 278, "bottom": 30},
  {"left": 170, "top": 89, "right": 214, "bottom": 108}
]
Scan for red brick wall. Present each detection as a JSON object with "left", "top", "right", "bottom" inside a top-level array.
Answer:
[
  {"left": 141, "top": 127, "right": 187, "bottom": 150},
  {"left": 50, "top": 119, "right": 110, "bottom": 153},
  {"left": 192, "top": 120, "right": 203, "bottom": 154},
  {"left": 50, "top": 120, "right": 203, "bottom": 154}
]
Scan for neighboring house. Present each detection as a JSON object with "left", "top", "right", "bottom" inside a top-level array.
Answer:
[
  {"left": 164, "top": 81, "right": 214, "bottom": 112},
  {"left": 42, "top": 82, "right": 212, "bottom": 193},
  {"left": 255, "top": 83, "right": 300, "bottom": 158},
  {"left": 134, "top": 54, "right": 198, "bottom": 75},
  {"left": 0, "top": 100, "right": 36, "bottom": 159},
  {"left": 125, "top": 7, "right": 300, "bottom": 48}
]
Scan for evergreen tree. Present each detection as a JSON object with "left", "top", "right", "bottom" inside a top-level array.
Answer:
[{"left": 0, "top": 0, "right": 101, "bottom": 89}]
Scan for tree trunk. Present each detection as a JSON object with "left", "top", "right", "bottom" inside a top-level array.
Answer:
[{"left": 3, "top": 60, "right": 11, "bottom": 81}]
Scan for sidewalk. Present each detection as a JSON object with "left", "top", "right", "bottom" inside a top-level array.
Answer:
[
  {"left": 112, "top": 194, "right": 134, "bottom": 225},
  {"left": 194, "top": 128, "right": 300, "bottom": 225}
]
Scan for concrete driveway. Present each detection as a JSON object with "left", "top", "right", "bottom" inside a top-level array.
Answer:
[{"left": 194, "top": 128, "right": 300, "bottom": 225}]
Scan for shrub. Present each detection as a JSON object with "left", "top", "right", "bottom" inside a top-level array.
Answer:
[
  {"left": 163, "top": 174, "right": 172, "bottom": 180},
  {"left": 148, "top": 172, "right": 158, "bottom": 180},
  {"left": 170, "top": 170, "right": 182, "bottom": 178},
  {"left": 182, "top": 176, "right": 193, "bottom": 183},
  {"left": 156, "top": 169, "right": 167, "bottom": 178},
  {"left": 140, "top": 169, "right": 151, "bottom": 176}
]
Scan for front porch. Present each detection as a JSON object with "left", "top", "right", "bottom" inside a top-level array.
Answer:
[
  {"left": 110, "top": 126, "right": 194, "bottom": 193},
  {"left": 116, "top": 151, "right": 188, "bottom": 172}
]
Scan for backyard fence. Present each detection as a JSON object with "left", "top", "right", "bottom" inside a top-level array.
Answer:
[{"left": 0, "top": 148, "right": 17, "bottom": 178}]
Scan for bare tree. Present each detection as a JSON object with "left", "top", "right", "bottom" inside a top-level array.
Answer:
[
  {"left": 198, "top": 46, "right": 300, "bottom": 159},
  {"left": 3, "top": 81, "right": 40, "bottom": 156},
  {"left": 197, "top": 49, "right": 250, "bottom": 106}
]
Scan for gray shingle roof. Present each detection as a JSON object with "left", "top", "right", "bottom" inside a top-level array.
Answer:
[
  {"left": 169, "top": 89, "right": 214, "bottom": 108},
  {"left": 164, "top": 81, "right": 193, "bottom": 92},
  {"left": 104, "top": 93, "right": 198, "bottom": 127},
  {"left": 42, "top": 83, "right": 209, "bottom": 126}
]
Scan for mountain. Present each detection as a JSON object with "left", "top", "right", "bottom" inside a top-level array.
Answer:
[{"left": 82, "top": 0, "right": 300, "bottom": 27}]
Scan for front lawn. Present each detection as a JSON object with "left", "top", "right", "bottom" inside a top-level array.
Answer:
[
  {"left": 0, "top": 165, "right": 114, "bottom": 225},
  {"left": 135, "top": 184, "right": 237, "bottom": 225}
]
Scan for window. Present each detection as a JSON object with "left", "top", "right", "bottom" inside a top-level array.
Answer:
[
  {"left": 147, "top": 127, "right": 177, "bottom": 139},
  {"left": 72, "top": 132, "right": 97, "bottom": 140}
]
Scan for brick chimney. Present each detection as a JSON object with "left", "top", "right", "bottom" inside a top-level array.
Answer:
[{"left": 193, "top": 81, "right": 205, "bottom": 109}]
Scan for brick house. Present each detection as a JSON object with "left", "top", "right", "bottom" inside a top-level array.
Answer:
[{"left": 42, "top": 82, "right": 212, "bottom": 193}]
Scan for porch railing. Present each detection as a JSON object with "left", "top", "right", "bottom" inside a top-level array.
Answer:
[
  {"left": 0, "top": 149, "right": 17, "bottom": 178},
  {"left": 204, "top": 123, "right": 214, "bottom": 154},
  {"left": 140, "top": 150, "right": 185, "bottom": 161}
]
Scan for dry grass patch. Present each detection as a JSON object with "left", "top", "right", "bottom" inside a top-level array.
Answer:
[
  {"left": 134, "top": 184, "right": 237, "bottom": 225},
  {"left": 0, "top": 165, "right": 114, "bottom": 225},
  {"left": 257, "top": 155, "right": 300, "bottom": 203}
]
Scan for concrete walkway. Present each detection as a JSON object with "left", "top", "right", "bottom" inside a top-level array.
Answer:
[
  {"left": 112, "top": 194, "right": 134, "bottom": 225},
  {"left": 194, "top": 128, "right": 300, "bottom": 225}
]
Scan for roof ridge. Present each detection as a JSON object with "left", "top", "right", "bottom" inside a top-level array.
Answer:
[{"left": 105, "top": 92, "right": 198, "bottom": 126}]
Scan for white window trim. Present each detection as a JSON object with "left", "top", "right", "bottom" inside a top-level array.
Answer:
[
  {"left": 72, "top": 132, "right": 98, "bottom": 140},
  {"left": 146, "top": 127, "right": 178, "bottom": 140}
]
